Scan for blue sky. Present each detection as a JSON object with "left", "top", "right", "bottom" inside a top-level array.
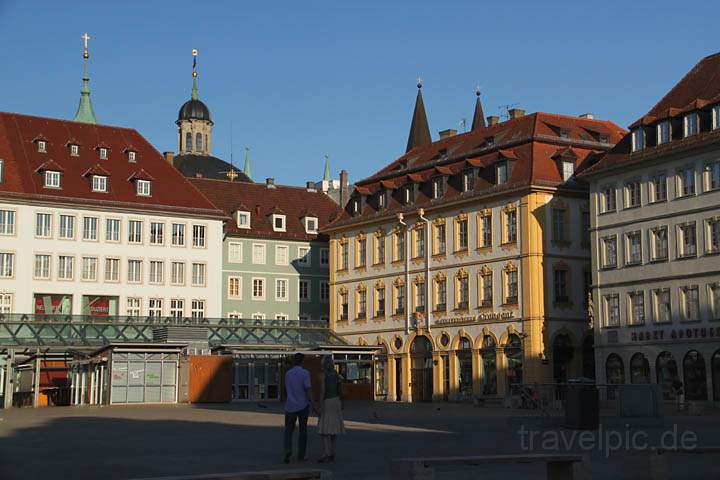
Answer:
[{"left": 1, "top": 0, "right": 717, "bottom": 185}]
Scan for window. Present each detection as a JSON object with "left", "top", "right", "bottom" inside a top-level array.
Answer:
[
  {"left": 251, "top": 313, "right": 266, "bottom": 321},
  {"left": 480, "top": 269, "right": 493, "bottom": 307},
  {"left": 504, "top": 209, "right": 517, "bottom": 244},
  {"left": 356, "top": 237, "right": 367, "bottom": 267},
  {"left": 150, "top": 222, "right": 164, "bottom": 245},
  {"left": 456, "top": 273, "right": 469, "bottom": 310},
  {"left": 148, "top": 298, "right": 163, "bottom": 317},
  {"left": 298, "top": 280, "right": 310, "bottom": 302},
  {"left": 136, "top": 180, "right": 151, "bottom": 196},
  {"left": 252, "top": 278, "right": 265, "bottom": 300},
  {"left": 82, "top": 216, "right": 98, "bottom": 241},
  {"left": 707, "top": 218, "right": 720, "bottom": 254},
  {"left": 91, "top": 175, "right": 107, "bottom": 192},
  {"left": 678, "top": 222, "right": 697, "bottom": 258},
  {"left": 602, "top": 236, "right": 617, "bottom": 268},
  {"left": 127, "top": 259, "right": 142, "bottom": 283},
  {"left": 128, "top": 220, "right": 143, "bottom": 243},
  {"left": 0, "top": 253, "right": 12, "bottom": 278},
  {"left": 320, "top": 248, "right": 329, "bottom": 266},
  {"left": 356, "top": 288, "right": 368, "bottom": 319},
  {"left": 374, "top": 233, "right": 386, "bottom": 264},
  {"left": 626, "top": 231, "right": 642, "bottom": 265},
  {"left": 651, "top": 226, "right": 668, "bottom": 261},
  {"left": 351, "top": 198, "right": 360, "bottom": 215},
  {"left": 0, "top": 210, "right": 14, "bottom": 235},
  {"left": 650, "top": 173, "right": 667, "bottom": 202},
  {"left": 433, "top": 223, "right": 446, "bottom": 255},
  {"left": 629, "top": 291, "right": 645, "bottom": 325},
  {"left": 128, "top": 151, "right": 137, "bottom": 162},
  {"left": 191, "top": 300, "right": 206, "bottom": 319},
  {"left": 70, "top": 144, "right": 79, "bottom": 156},
  {"left": 196, "top": 133, "right": 203, "bottom": 152},
  {"left": 684, "top": 113, "right": 698, "bottom": 137},
  {"left": 462, "top": 170, "right": 474, "bottom": 192},
  {"left": 456, "top": 218, "right": 468, "bottom": 251},
  {"left": 434, "top": 277, "right": 447, "bottom": 312},
  {"left": 375, "top": 285, "right": 385, "bottom": 316},
  {"left": 657, "top": 121, "right": 671, "bottom": 145},
  {"left": 714, "top": 105, "right": 720, "bottom": 130},
  {"left": 104, "top": 258, "right": 120, "bottom": 282},
  {"left": 36, "top": 213, "right": 52, "bottom": 237},
  {"left": 297, "top": 246, "right": 311, "bottom": 265},
  {"left": 653, "top": 289, "right": 671, "bottom": 323},
  {"left": 505, "top": 269, "right": 518, "bottom": 304},
  {"left": 149, "top": 261, "right": 164, "bottom": 284},
  {"left": 677, "top": 167, "right": 695, "bottom": 197},
  {"left": 414, "top": 281, "right": 425, "bottom": 313},
  {"left": 601, "top": 185, "right": 616, "bottom": 213},
  {"left": 339, "top": 240, "right": 348, "bottom": 269},
  {"left": 305, "top": 217, "right": 318, "bottom": 234},
  {"left": 192, "top": 225, "right": 206, "bottom": 247},
  {"left": 553, "top": 269, "right": 568, "bottom": 304},
  {"left": 377, "top": 191, "right": 386, "bottom": 209},
  {"left": 272, "top": 214, "right": 286, "bottom": 232},
  {"left": 172, "top": 223, "right": 186, "bottom": 246},
  {"left": 191, "top": 263, "right": 206, "bottom": 286},
  {"left": 228, "top": 242, "right": 242, "bottom": 263},
  {"left": 275, "top": 314, "right": 289, "bottom": 321},
  {"left": 562, "top": 161, "right": 574, "bottom": 181},
  {"left": 252, "top": 243, "right": 266, "bottom": 264},
  {"left": 479, "top": 213, "right": 492, "bottom": 248},
  {"left": 37, "top": 140, "right": 47, "bottom": 153},
  {"left": 99, "top": 147, "right": 108, "bottom": 160},
  {"left": 170, "top": 262, "right": 185, "bottom": 285},
  {"left": 394, "top": 231, "right": 404, "bottom": 261},
  {"left": 320, "top": 281, "right": 330, "bottom": 303},
  {"left": 631, "top": 128, "right": 645, "bottom": 152},
  {"left": 236, "top": 211, "right": 251, "bottom": 229},
  {"left": 126, "top": 298, "right": 141, "bottom": 317},
  {"left": 432, "top": 177, "right": 444, "bottom": 199},
  {"left": 105, "top": 218, "right": 120, "bottom": 242},
  {"left": 81, "top": 257, "right": 97, "bottom": 281},
  {"left": 395, "top": 283, "right": 406, "bottom": 315},
  {"left": 497, "top": 162, "right": 509, "bottom": 184},
  {"left": 604, "top": 294, "right": 620, "bottom": 326},
  {"left": 681, "top": 286, "right": 700, "bottom": 321},
  {"left": 581, "top": 211, "right": 590, "bottom": 247},
  {"left": 276, "top": 279, "right": 289, "bottom": 301},
  {"left": 170, "top": 299, "right": 185, "bottom": 318},
  {"left": 413, "top": 226, "right": 425, "bottom": 258},
  {"left": 275, "top": 245, "right": 289, "bottom": 266},
  {"left": 403, "top": 185, "right": 414, "bottom": 205},
  {"left": 44, "top": 170, "right": 61, "bottom": 188},
  {"left": 185, "top": 132, "right": 193, "bottom": 151},
  {"left": 58, "top": 215, "right": 74, "bottom": 239},
  {"left": 34, "top": 254, "right": 51, "bottom": 279},
  {"left": 625, "top": 180, "right": 641, "bottom": 208},
  {"left": 552, "top": 208, "right": 567, "bottom": 242},
  {"left": 339, "top": 290, "right": 349, "bottom": 320},
  {"left": 58, "top": 255, "right": 74, "bottom": 280},
  {"left": 710, "top": 284, "right": 720, "bottom": 319},
  {"left": 705, "top": 161, "right": 720, "bottom": 191}
]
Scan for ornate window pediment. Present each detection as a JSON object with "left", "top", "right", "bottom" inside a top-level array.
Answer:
[
  {"left": 503, "top": 261, "right": 517, "bottom": 272},
  {"left": 393, "top": 277, "right": 405, "bottom": 287},
  {"left": 433, "top": 271, "right": 446, "bottom": 281},
  {"left": 502, "top": 202, "right": 517, "bottom": 213},
  {"left": 480, "top": 264, "right": 492, "bottom": 275}
]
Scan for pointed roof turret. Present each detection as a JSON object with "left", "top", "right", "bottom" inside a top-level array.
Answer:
[
  {"left": 323, "top": 154, "right": 331, "bottom": 182},
  {"left": 405, "top": 79, "right": 432, "bottom": 152},
  {"left": 73, "top": 33, "right": 97, "bottom": 124},
  {"left": 471, "top": 86, "right": 486, "bottom": 130},
  {"left": 243, "top": 147, "right": 252, "bottom": 181}
]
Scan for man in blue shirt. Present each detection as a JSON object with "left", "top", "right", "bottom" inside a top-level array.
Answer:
[{"left": 283, "top": 352, "right": 313, "bottom": 463}]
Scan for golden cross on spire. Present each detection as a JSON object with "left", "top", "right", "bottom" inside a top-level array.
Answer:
[
  {"left": 226, "top": 169, "right": 239, "bottom": 181},
  {"left": 82, "top": 32, "right": 90, "bottom": 58}
]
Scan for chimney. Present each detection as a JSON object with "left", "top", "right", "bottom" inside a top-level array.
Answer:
[
  {"left": 487, "top": 115, "right": 500, "bottom": 126},
  {"left": 439, "top": 129, "right": 457, "bottom": 139},
  {"left": 266, "top": 177, "right": 275, "bottom": 188},
  {"left": 163, "top": 151, "right": 174, "bottom": 164},
  {"left": 339, "top": 170, "right": 350, "bottom": 207},
  {"left": 306, "top": 181, "right": 317, "bottom": 192},
  {"left": 508, "top": 108, "right": 525, "bottom": 119},
  {"left": 255, "top": 204, "right": 261, "bottom": 215},
  {"left": 579, "top": 113, "right": 594, "bottom": 119}
]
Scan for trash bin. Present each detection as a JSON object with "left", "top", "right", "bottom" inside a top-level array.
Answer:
[{"left": 565, "top": 380, "right": 599, "bottom": 429}]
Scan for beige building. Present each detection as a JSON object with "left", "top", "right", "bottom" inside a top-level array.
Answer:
[{"left": 323, "top": 86, "right": 624, "bottom": 402}]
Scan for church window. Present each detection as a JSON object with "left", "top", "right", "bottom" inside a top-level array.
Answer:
[
  {"left": 196, "top": 133, "right": 203, "bottom": 152},
  {"left": 186, "top": 132, "right": 193, "bottom": 152}
]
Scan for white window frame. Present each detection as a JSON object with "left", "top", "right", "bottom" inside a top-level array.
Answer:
[
  {"left": 684, "top": 113, "right": 698, "bottom": 138},
  {"left": 128, "top": 220, "right": 143, "bottom": 244},
  {"left": 44, "top": 170, "right": 61, "bottom": 188},
  {"left": 561, "top": 160, "right": 574, "bottom": 181},
  {"left": 0, "top": 293, "right": 12, "bottom": 313},
  {"left": 228, "top": 276, "right": 242, "bottom": 299},
  {"left": 99, "top": 147, "right": 108, "bottom": 160},
  {"left": 149, "top": 222, "right": 165, "bottom": 245},
  {"left": 37, "top": 140, "right": 47, "bottom": 153},
  {"left": 305, "top": 216, "right": 318, "bottom": 234},
  {"left": 128, "top": 151, "right": 137, "bottom": 162},
  {"left": 252, "top": 243, "right": 266, "bottom": 264},
  {"left": 191, "top": 262, "right": 206, "bottom": 287},
  {"left": 82, "top": 216, "right": 99, "bottom": 241},
  {"left": 192, "top": 224, "right": 207, "bottom": 248},
  {"left": 275, "top": 245, "right": 289, "bottom": 266},
  {"left": 252, "top": 277, "right": 266, "bottom": 301},
  {"left": 236, "top": 211, "right": 251, "bottom": 229},
  {"left": 105, "top": 218, "right": 120, "bottom": 242},
  {"left": 170, "top": 299, "right": 185, "bottom": 318},
  {"left": 170, "top": 261, "right": 185, "bottom": 286},
  {"left": 126, "top": 297, "right": 142, "bottom": 317},
  {"left": 650, "top": 173, "right": 667, "bottom": 203},
  {"left": 297, "top": 246, "right": 311, "bottom": 265},
  {"left": 272, "top": 214, "right": 286, "bottom": 232},
  {"left": 631, "top": 128, "right": 645, "bottom": 152},
  {"left": 0, "top": 210, "right": 15, "bottom": 236},
  {"left": 148, "top": 298, "right": 163, "bottom": 317},
  {"left": 104, "top": 257, "right": 120, "bottom": 283},
  {"left": 81, "top": 256, "right": 98, "bottom": 282},
  {"left": 70, "top": 144, "right": 79, "bottom": 156},
  {"left": 57, "top": 255, "right": 74, "bottom": 281},
  {"left": 34, "top": 254, "right": 51, "bottom": 280},
  {"left": 127, "top": 259, "right": 142, "bottom": 284},
  {"left": 275, "top": 278, "right": 289, "bottom": 302},
  {"left": 91, "top": 175, "right": 107, "bottom": 192},
  {"left": 657, "top": 120, "right": 671, "bottom": 145},
  {"left": 58, "top": 214, "right": 74, "bottom": 240},
  {"left": 0, "top": 252, "right": 13, "bottom": 279},
  {"left": 172, "top": 223, "right": 186, "bottom": 247},
  {"left": 149, "top": 260, "right": 164, "bottom": 285},
  {"left": 136, "top": 179, "right": 152, "bottom": 196},
  {"left": 228, "top": 241, "right": 243, "bottom": 263},
  {"left": 713, "top": 105, "right": 720, "bottom": 130},
  {"left": 191, "top": 299, "right": 206, "bottom": 319}
]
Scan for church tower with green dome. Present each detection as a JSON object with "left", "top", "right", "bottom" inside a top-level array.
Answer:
[
  {"left": 73, "top": 33, "right": 97, "bottom": 124},
  {"left": 176, "top": 49, "right": 214, "bottom": 156}
]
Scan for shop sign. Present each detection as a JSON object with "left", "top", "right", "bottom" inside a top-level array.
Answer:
[
  {"left": 434, "top": 311, "right": 514, "bottom": 327},
  {"left": 631, "top": 327, "right": 720, "bottom": 342}
]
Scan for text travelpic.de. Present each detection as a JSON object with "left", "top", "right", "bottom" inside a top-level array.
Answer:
[{"left": 631, "top": 327, "right": 720, "bottom": 342}]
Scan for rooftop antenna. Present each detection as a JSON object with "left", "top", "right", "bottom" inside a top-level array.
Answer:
[
  {"left": 499, "top": 103, "right": 519, "bottom": 121},
  {"left": 229, "top": 121, "right": 234, "bottom": 168}
]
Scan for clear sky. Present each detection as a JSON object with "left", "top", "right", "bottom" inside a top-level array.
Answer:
[{"left": 1, "top": 0, "right": 717, "bottom": 185}]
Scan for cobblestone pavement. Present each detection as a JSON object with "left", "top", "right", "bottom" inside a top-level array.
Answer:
[{"left": 1, "top": 402, "right": 718, "bottom": 479}]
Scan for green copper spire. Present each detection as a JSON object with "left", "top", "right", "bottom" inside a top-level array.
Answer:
[
  {"left": 73, "top": 32, "right": 97, "bottom": 124},
  {"left": 191, "top": 48, "right": 199, "bottom": 100},
  {"left": 243, "top": 147, "right": 252, "bottom": 181},
  {"left": 323, "top": 154, "right": 331, "bottom": 182}
]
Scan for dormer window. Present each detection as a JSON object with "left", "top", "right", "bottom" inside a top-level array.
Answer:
[
  {"left": 70, "top": 144, "right": 79, "bottom": 156},
  {"left": 559, "top": 130, "right": 570, "bottom": 139},
  {"left": 236, "top": 211, "right": 251, "bottom": 229},
  {"left": 462, "top": 169, "right": 474, "bottom": 193},
  {"left": 631, "top": 129, "right": 645, "bottom": 152},
  {"left": 657, "top": 121, "right": 671, "bottom": 145},
  {"left": 272, "top": 214, "right": 286, "bottom": 232},
  {"left": 37, "top": 140, "right": 47, "bottom": 153},
  {"left": 136, "top": 179, "right": 152, "bottom": 196},
  {"left": 486, "top": 136, "right": 495, "bottom": 148},
  {"left": 44, "top": 170, "right": 61, "bottom": 188},
  {"left": 99, "top": 147, "right": 108, "bottom": 160},
  {"left": 562, "top": 161, "right": 575, "bottom": 181},
  {"left": 128, "top": 151, "right": 137, "bottom": 163},
  {"left": 684, "top": 113, "right": 698, "bottom": 137},
  {"left": 713, "top": 105, "right": 720, "bottom": 130},
  {"left": 497, "top": 162, "right": 509, "bottom": 185},
  {"left": 352, "top": 198, "right": 361, "bottom": 215},
  {"left": 377, "top": 191, "right": 386, "bottom": 209},
  {"left": 432, "top": 177, "right": 444, "bottom": 199},
  {"left": 305, "top": 216, "right": 318, "bottom": 234},
  {"left": 91, "top": 175, "right": 107, "bottom": 192},
  {"left": 599, "top": 135, "right": 609, "bottom": 144},
  {"left": 403, "top": 185, "right": 414, "bottom": 205}
]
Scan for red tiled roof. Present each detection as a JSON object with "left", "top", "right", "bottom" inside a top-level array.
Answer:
[
  {"left": 82, "top": 164, "right": 111, "bottom": 177},
  {"left": 188, "top": 177, "right": 342, "bottom": 241},
  {"left": 0, "top": 112, "right": 223, "bottom": 217}
]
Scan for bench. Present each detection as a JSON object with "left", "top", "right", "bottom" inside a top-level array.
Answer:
[
  {"left": 391, "top": 454, "right": 588, "bottom": 480},
  {"left": 129, "top": 469, "right": 332, "bottom": 480}
]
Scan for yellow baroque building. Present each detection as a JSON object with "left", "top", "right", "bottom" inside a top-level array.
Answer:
[{"left": 323, "top": 87, "right": 626, "bottom": 402}]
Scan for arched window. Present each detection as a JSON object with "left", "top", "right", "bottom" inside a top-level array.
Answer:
[
  {"left": 457, "top": 337, "right": 473, "bottom": 396},
  {"left": 605, "top": 353, "right": 624, "bottom": 399},
  {"left": 683, "top": 350, "right": 708, "bottom": 401},
  {"left": 582, "top": 335, "right": 595, "bottom": 380},
  {"left": 481, "top": 335, "right": 497, "bottom": 395},
  {"left": 630, "top": 353, "right": 650, "bottom": 384},
  {"left": 504, "top": 334, "right": 523, "bottom": 386},
  {"left": 196, "top": 132, "right": 203, "bottom": 152},
  {"left": 410, "top": 335, "right": 432, "bottom": 355},
  {"left": 185, "top": 132, "right": 192, "bottom": 152},
  {"left": 656, "top": 352, "right": 679, "bottom": 400}
]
